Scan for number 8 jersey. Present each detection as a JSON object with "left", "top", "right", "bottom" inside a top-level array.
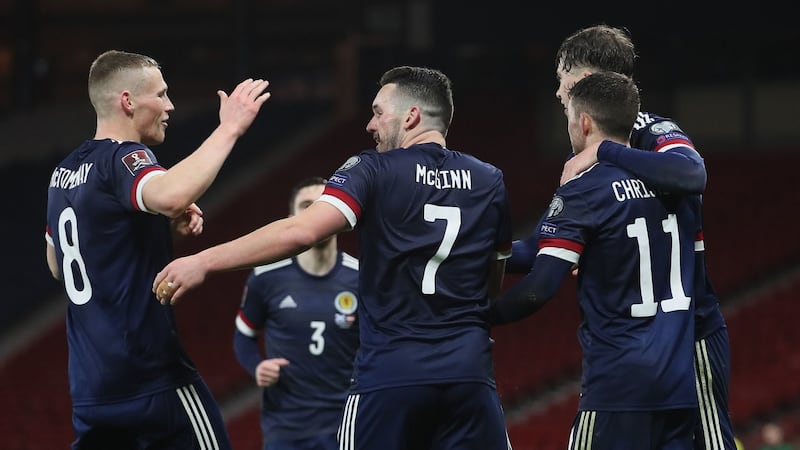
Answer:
[
  {"left": 318, "top": 143, "right": 512, "bottom": 393},
  {"left": 45, "top": 138, "right": 199, "bottom": 405}
]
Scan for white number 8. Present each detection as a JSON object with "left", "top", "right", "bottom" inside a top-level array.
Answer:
[{"left": 58, "top": 207, "right": 92, "bottom": 305}]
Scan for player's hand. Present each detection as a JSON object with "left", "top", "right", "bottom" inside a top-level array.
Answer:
[
  {"left": 255, "top": 358, "right": 290, "bottom": 387},
  {"left": 560, "top": 142, "right": 600, "bottom": 185},
  {"left": 153, "top": 254, "right": 208, "bottom": 305},
  {"left": 170, "top": 203, "right": 204, "bottom": 237},
  {"left": 217, "top": 78, "right": 271, "bottom": 138}
]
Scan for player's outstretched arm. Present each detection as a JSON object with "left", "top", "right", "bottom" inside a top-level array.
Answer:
[
  {"left": 596, "top": 140, "right": 706, "bottom": 193},
  {"left": 143, "top": 78, "right": 272, "bottom": 218},
  {"left": 561, "top": 140, "right": 707, "bottom": 194},
  {"left": 506, "top": 235, "right": 539, "bottom": 274},
  {"left": 154, "top": 201, "right": 349, "bottom": 304}
]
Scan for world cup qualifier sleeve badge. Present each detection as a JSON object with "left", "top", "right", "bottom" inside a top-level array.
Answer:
[{"left": 122, "top": 149, "right": 156, "bottom": 175}]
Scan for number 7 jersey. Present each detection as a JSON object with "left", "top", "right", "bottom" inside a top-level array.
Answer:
[
  {"left": 538, "top": 160, "right": 701, "bottom": 411},
  {"left": 318, "top": 143, "right": 512, "bottom": 393}
]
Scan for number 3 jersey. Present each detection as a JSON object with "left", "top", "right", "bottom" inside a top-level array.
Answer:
[
  {"left": 234, "top": 253, "right": 359, "bottom": 441},
  {"left": 45, "top": 139, "right": 198, "bottom": 405},
  {"left": 538, "top": 160, "right": 701, "bottom": 411},
  {"left": 318, "top": 143, "right": 512, "bottom": 393}
]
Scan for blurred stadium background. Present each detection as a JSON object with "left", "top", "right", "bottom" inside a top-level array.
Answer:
[{"left": 1, "top": 1, "right": 799, "bottom": 449}]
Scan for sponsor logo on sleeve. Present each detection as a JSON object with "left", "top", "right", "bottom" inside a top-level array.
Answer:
[
  {"left": 328, "top": 173, "right": 349, "bottom": 186},
  {"left": 540, "top": 221, "right": 559, "bottom": 236},
  {"left": 122, "top": 150, "right": 156, "bottom": 175}
]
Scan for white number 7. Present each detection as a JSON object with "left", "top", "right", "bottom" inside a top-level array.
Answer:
[{"left": 422, "top": 204, "right": 461, "bottom": 294}]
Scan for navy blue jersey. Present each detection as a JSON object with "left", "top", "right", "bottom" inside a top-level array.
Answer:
[
  {"left": 234, "top": 252, "right": 360, "bottom": 442},
  {"left": 318, "top": 143, "right": 512, "bottom": 393},
  {"left": 629, "top": 112, "right": 726, "bottom": 340},
  {"left": 45, "top": 139, "right": 198, "bottom": 405},
  {"left": 538, "top": 161, "right": 700, "bottom": 411}
]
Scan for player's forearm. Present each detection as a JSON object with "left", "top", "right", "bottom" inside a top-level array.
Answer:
[
  {"left": 488, "top": 255, "right": 571, "bottom": 326},
  {"left": 505, "top": 237, "right": 538, "bottom": 274},
  {"left": 598, "top": 141, "right": 707, "bottom": 194},
  {"left": 233, "top": 330, "right": 263, "bottom": 376},
  {"left": 144, "top": 126, "right": 240, "bottom": 216},
  {"left": 200, "top": 217, "right": 313, "bottom": 273}
]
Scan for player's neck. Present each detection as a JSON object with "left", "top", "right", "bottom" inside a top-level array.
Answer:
[
  {"left": 578, "top": 135, "right": 628, "bottom": 154},
  {"left": 296, "top": 241, "right": 338, "bottom": 276},
  {"left": 94, "top": 120, "right": 141, "bottom": 143},
  {"left": 402, "top": 130, "right": 446, "bottom": 148}
]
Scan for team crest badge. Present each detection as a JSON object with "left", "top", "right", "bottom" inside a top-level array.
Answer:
[
  {"left": 122, "top": 150, "right": 155, "bottom": 175},
  {"left": 334, "top": 291, "right": 358, "bottom": 330},
  {"left": 334, "top": 291, "right": 358, "bottom": 314}
]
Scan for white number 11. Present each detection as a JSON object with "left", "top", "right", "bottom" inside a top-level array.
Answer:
[{"left": 626, "top": 214, "right": 692, "bottom": 317}]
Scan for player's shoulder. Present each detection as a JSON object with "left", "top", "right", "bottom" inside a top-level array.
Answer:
[
  {"left": 83, "top": 139, "right": 158, "bottom": 171},
  {"left": 442, "top": 147, "right": 505, "bottom": 183},
  {"left": 340, "top": 252, "right": 359, "bottom": 272},
  {"left": 87, "top": 138, "right": 148, "bottom": 156},
  {"left": 633, "top": 111, "right": 686, "bottom": 134},
  {"left": 253, "top": 258, "right": 294, "bottom": 276},
  {"left": 631, "top": 111, "right": 695, "bottom": 152},
  {"left": 330, "top": 149, "right": 379, "bottom": 177}
]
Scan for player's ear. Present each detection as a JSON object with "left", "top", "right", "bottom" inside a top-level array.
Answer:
[
  {"left": 579, "top": 112, "right": 593, "bottom": 137},
  {"left": 121, "top": 91, "right": 135, "bottom": 115},
  {"left": 404, "top": 106, "right": 421, "bottom": 130}
]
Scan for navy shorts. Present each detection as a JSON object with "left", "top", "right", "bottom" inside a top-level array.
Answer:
[
  {"left": 337, "top": 383, "right": 510, "bottom": 450},
  {"left": 266, "top": 435, "right": 339, "bottom": 450},
  {"left": 567, "top": 408, "right": 696, "bottom": 450},
  {"left": 694, "top": 328, "right": 736, "bottom": 450},
  {"left": 71, "top": 380, "right": 231, "bottom": 450}
]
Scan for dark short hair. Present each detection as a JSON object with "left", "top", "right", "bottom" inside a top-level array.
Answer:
[
  {"left": 555, "top": 24, "right": 636, "bottom": 76},
  {"left": 379, "top": 66, "right": 454, "bottom": 133},
  {"left": 288, "top": 176, "right": 328, "bottom": 213},
  {"left": 568, "top": 71, "right": 640, "bottom": 141}
]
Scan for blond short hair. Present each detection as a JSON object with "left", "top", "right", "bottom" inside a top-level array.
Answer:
[{"left": 88, "top": 50, "right": 160, "bottom": 118}]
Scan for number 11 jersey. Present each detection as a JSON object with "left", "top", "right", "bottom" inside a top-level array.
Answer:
[{"left": 537, "top": 160, "right": 701, "bottom": 411}]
